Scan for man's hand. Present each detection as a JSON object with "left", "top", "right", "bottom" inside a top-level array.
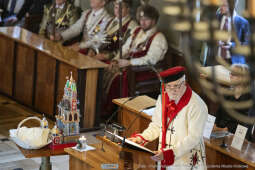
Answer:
[
  {"left": 151, "top": 150, "right": 164, "bottom": 162},
  {"left": 117, "top": 59, "right": 130, "bottom": 68},
  {"left": 6, "top": 16, "right": 18, "bottom": 24},
  {"left": 127, "top": 137, "right": 143, "bottom": 144}
]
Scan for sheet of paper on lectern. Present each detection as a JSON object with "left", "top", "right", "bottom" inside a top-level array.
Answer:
[
  {"left": 231, "top": 124, "right": 248, "bottom": 151},
  {"left": 142, "top": 107, "right": 155, "bottom": 116},
  {"left": 203, "top": 114, "right": 216, "bottom": 139}
]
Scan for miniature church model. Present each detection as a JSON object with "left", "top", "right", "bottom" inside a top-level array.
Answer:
[{"left": 56, "top": 72, "right": 80, "bottom": 137}]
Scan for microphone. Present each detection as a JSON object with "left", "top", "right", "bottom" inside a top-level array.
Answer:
[
  {"left": 104, "top": 95, "right": 140, "bottom": 141},
  {"left": 105, "top": 95, "right": 139, "bottom": 126},
  {"left": 121, "top": 105, "right": 156, "bottom": 146}
]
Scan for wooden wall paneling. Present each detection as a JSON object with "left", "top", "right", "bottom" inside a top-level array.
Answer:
[
  {"left": 94, "top": 69, "right": 104, "bottom": 127},
  {"left": 56, "top": 62, "right": 78, "bottom": 115},
  {"left": 77, "top": 69, "right": 86, "bottom": 128},
  {"left": 0, "top": 35, "right": 15, "bottom": 96},
  {"left": 14, "top": 43, "right": 35, "bottom": 105},
  {"left": 32, "top": 52, "right": 38, "bottom": 106},
  {"left": 69, "top": 156, "right": 92, "bottom": 170},
  {"left": 84, "top": 69, "right": 98, "bottom": 128},
  {"left": 34, "top": 52, "right": 56, "bottom": 116},
  {"left": 53, "top": 61, "right": 59, "bottom": 117}
]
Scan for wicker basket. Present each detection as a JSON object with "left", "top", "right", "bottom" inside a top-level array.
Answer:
[{"left": 9, "top": 116, "right": 51, "bottom": 149}]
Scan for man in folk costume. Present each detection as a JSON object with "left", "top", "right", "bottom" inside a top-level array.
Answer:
[
  {"left": 129, "top": 66, "right": 208, "bottom": 170},
  {"left": 114, "top": 4, "right": 168, "bottom": 67},
  {"left": 101, "top": 4, "right": 168, "bottom": 117},
  {"left": 54, "top": 0, "right": 112, "bottom": 55},
  {"left": 94, "top": 0, "right": 138, "bottom": 61},
  {"left": 39, "top": 0, "right": 80, "bottom": 40}
]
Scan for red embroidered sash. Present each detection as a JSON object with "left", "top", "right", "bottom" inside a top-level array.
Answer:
[
  {"left": 85, "top": 10, "right": 92, "bottom": 25},
  {"left": 105, "top": 18, "right": 115, "bottom": 31},
  {"left": 121, "top": 19, "right": 132, "bottom": 36},
  {"left": 128, "top": 27, "right": 142, "bottom": 50}
]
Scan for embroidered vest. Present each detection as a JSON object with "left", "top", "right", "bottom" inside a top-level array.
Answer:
[
  {"left": 102, "top": 19, "right": 132, "bottom": 52},
  {"left": 128, "top": 28, "right": 159, "bottom": 59}
]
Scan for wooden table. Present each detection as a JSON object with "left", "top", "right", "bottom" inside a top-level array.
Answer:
[
  {"left": 113, "top": 96, "right": 255, "bottom": 170},
  {"left": 0, "top": 26, "right": 107, "bottom": 129},
  {"left": 17, "top": 145, "right": 66, "bottom": 170}
]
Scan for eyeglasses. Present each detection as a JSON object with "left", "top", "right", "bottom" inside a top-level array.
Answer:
[{"left": 165, "top": 81, "right": 184, "bottom": 90}]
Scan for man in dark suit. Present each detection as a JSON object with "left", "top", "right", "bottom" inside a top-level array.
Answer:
[
  {"left": 217, "top": 0, "right": 250, "bottom": 64},
  {"left": 0, "top": 0, "right": 33, "bottom": 26}
]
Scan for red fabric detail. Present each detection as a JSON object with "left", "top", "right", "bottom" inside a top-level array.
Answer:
[
  {"left": 79, "top": 48, "right": 89, "bottom": 55},
  {"left": 192, "top": 152, "right": 198, "bottom": 166},
  {"left": 130, "top": 27, "right": 142, "bottom": 46},
  {"left": 130, "top": 132, "right": 138, "bottom": 138},
  {"left": 166, "top": 101, "right": 177, "bottom": 117},
  {"left": 161, "top": 84, "right": 192, "bottom": 150},
  {"left": 159, "top": 66, "right": 186, "bottom": 78},
  {"left": 128, "top": 27, "right": 142, "bottom": 51},
  {"left": 105, "top": 18, "right": 115, "bottom": 30},
  {"left": 49, "top": 142, "right": 77, "bottom": 150},
  {"left": 104, "top": 60, "right": 111, "bottom": 64},
  {"left": 161, "top": 149, "right": 175, "bottom": 169},
  {"left": 115, "top": 19, "right": 132, "bottom": 38},
  {"left": 98, "top": 17, "right": 104, "bottom": 25},
  {"left": 129, "top": 31, "right": 159, "bottom": 58},
  {"left": 85, "top": 10, "right": 92, "bottom": 22}
]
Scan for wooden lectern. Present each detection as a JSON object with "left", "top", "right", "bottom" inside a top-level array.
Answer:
[
  {"left": 65, "top": 136, "right": 156, "bottom": 170},
  {"left": 113, "top": 96, "right": 158, "bottom": 150}
]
